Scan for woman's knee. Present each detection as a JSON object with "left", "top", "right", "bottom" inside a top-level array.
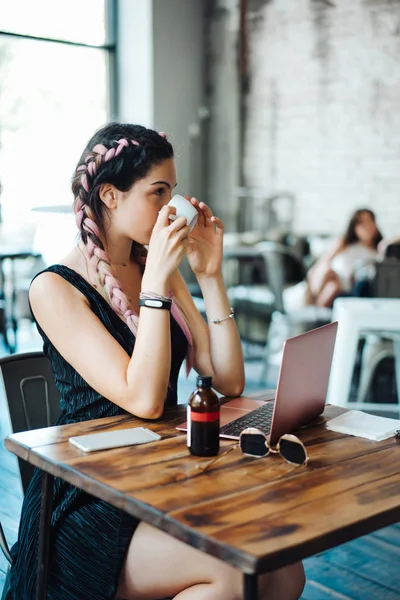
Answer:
[
  {"left": 213, "top": 571, "right": 243, "bottom": 600},
  {"left": 117, "top": 522, "right": 244, "bottom": 600}
]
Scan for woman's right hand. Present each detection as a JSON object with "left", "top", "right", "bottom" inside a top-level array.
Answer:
[{"left": 143, "top": 205, "right": 190, "bottom": 289}]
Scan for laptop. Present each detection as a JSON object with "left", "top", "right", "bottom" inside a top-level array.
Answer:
[{"left": 177, "top": 321, "right": 338, "bottom": 445}]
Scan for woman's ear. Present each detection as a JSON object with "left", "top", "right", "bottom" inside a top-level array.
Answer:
[{"left": 99, "top": 184, "right": 117, "bottom": 209}]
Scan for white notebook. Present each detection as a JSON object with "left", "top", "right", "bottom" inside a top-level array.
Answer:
[
  {"left": 69, "top": 427, "right": 161, "bottom": 452},
  {"left": 326, "top": 410, "right": 400, "bottom": 442}
]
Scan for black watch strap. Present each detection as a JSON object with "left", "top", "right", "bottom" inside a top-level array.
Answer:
[{"left": 139, "top": 298, "right": 172, "bottom": 311}]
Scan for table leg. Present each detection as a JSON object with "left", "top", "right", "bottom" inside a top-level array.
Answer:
[
  {"left": 36, "top": 472, "right": 54, "bottom": 600},
  {"left": 244, "top": 573, "right": 258, "bottom": 600},
  {"left": 326, "top": 312, "right": 359, "bottom": 407},
  {"left": 9, "top": 258, "right": 18, "bottom": 353},
  {"left": 0, "top": 258, "right": 11, "bottom": 353}
]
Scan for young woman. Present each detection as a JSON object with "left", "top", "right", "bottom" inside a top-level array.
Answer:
[
  {"left": 307, "top": 208, "right": 383, "bottom": 307},
  {"left": 10, "top": 123, "right": 305, "bottom": 600}
]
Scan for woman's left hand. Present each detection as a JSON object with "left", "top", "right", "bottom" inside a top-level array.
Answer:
[{"left": 185, "top": 197, "right": 224, "bottom": 278}]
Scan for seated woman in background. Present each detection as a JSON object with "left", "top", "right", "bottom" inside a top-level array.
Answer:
[{"left": 306, "top": 208, "right": 383, "bottom": 307}]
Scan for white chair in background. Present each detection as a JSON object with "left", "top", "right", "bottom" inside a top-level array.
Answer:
[
  {"left": 356, "top": 334, "right": 398, "bottom": 405},
  {"left": 326, "top": 298, "right": 400, "bottom": 415}
]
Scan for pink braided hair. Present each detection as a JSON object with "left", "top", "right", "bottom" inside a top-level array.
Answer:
[
  {"left": 75, "top": 136, "right": 194, "bottom": 375},
  {"left": 78, "top": 138, "right": 139, "bottom": 193}
]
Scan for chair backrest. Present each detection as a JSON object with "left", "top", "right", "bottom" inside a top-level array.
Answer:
[
  {"left": 256, "top": 241, "right": 306, "bottom": 312},
  {"left": 384, "top": 243, "right": 400, "bottom": 260},
  {"left": 1, "top": 351, "right": 61, "bottom": 493},
  {"left": 374, "top": 260, "right": 400, "bottom": 299}
]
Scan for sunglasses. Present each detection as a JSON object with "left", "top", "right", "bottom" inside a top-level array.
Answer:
[
  {"left": 239, "top": 427, "right": 308, "bottom": 465},
  {"left": 195, "top": 427, "right": 308, "bottom": 474}
]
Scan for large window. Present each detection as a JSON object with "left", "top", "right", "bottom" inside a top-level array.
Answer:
[{"left": 0, "top": 0, "right": 113, "bottom": 262}]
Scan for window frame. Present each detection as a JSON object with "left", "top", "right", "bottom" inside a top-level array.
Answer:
[{"left": 0, "top": 0, "right": 117, "bottom": 118}]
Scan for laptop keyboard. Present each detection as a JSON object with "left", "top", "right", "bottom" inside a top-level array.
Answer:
[{"left": 219, "top": 402, "right": 275, "bottom": 437}]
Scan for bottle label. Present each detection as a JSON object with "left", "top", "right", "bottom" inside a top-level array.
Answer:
[
  {"left": 187, "top": 406, "right": 220, "bottom": 448},
  {"left": 189, "top": 411, "right": 220, "bottom": 422}
]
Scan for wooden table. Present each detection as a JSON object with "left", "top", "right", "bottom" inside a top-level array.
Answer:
[{"left": 5, "top": 395, "right": 400, "bottom": 600}]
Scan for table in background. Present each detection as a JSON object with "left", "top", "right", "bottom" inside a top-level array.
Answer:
[
  {"left": 0, "top": 248, "right": 42, "bottom": 353},
  {"left": 5, "top": 395, "right": 400, "bottom": 600}
]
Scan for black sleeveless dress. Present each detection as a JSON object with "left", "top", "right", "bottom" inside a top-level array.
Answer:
[{"left": 9, "top": 265, "right": 188, "bottom": 600}]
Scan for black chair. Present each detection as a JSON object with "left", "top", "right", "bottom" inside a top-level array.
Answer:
[
  {"left": 0, "top": 352, "right": 61, "bottom": 600},
  {"left": 256, "top": 241, "right": 307, "bottom": 313},
  {"left": 352, "top": 247, "right": 400, "bottom": 406},
  {"left": 374, "top": 259, "right": 400, "bottom": 299},
  {"left": 352, "top": 243, "right": 400, "bottom": 300},
  {"left": 384, "top": 242, "right": 400, "bottom": 261}
]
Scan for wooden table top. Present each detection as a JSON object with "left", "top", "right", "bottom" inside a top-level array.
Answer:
[{"left": 5, "top": 394, "right": 400, "bottom": 575}]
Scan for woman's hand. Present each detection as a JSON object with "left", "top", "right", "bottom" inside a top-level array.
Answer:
[
  {"left": 144, "top": 205, "right": 190, "bottom": 289},
  {"left": 185, "top": 197, "right": 224, "bottom": 278}
]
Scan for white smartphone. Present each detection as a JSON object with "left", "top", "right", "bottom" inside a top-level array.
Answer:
[{"left": 69, "top": 426, "right": 162, "bottom": 452}]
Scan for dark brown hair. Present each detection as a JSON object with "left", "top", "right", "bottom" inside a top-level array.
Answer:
[{"left": 342, "top": 208, "right": 383, "bottom": 249}]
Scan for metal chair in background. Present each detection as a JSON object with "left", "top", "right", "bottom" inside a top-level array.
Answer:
[
  {"left": 223, "top": 244, "right": 276, "bottom": 347},
  {"left": 234, "top": 188, "right": 296, "bottom": 234},
  {"left": 373, "top": 257, "right": 400, "bottom": 299},
  {"left": 353, "top": 255, "right": 400, "bottom": 408},
  {"left": 223, "top": 242, "right": 302, "bottom": 347},
  {"left": 222, "top": 240, "right": 332, "bottom": 381},
  {"left": 0, "top": 250, "right": 44, "bottom": 354},
  {"left": 326, "top": 298, "right": 400, "bottom": 415},
  {"left": 0, "top": 352, "right": 61, "bottom": 600},
  {"left": 256, "top": 242, "right": 332, "bottom": 383}
]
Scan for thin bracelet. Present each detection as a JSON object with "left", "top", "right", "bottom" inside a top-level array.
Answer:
[
  {"left": 139, "top": 291, "right": 171, "bottom": 302},
  {"left": 139, "top": 298, "right": 172, "bottom": 311},
  {"left": 210, "top": 307, "right": 235, "bottom": 324}
]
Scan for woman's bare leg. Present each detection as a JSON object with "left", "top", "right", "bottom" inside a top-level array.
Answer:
[
  {"left": 315, "top": 278, "right": 342, "bottom": 307},
  {"left": 307, "top": 262, "right": 334, "bottom": 299},
  {"left": 307, "top": 267, "right": 343, "bottom": 308},
  {"left": 117, "top": 521, "right": 305, "bottom": 600}
]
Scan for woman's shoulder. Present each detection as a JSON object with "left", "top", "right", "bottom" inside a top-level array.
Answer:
[
  {"left": 29, "top": 264, "right": 91, "bottom": 310},
  {"left": 31, "top": 246, "right": 92, "bottom": 295}
]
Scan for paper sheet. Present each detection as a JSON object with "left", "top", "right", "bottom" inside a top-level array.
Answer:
[{"left": 326, "top": 410, "right": 400, "bottom": 441}]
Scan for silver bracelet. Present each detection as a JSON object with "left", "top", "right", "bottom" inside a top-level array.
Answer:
[{"left": 210, "top": 307, "right": 235, "bottom": 324}]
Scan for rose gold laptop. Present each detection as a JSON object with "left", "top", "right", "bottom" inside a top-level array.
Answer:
[{"left": 177, "top": 321, "right": 338, "bottom": 445}]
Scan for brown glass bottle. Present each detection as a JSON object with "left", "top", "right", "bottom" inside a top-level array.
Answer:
[{"left": 187, "top": 375, "right": 220, "bottom": 457}]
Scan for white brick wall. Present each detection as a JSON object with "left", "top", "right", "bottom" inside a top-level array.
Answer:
[{"left": 208, "top": 0, "right": 400, "bottom": 237}]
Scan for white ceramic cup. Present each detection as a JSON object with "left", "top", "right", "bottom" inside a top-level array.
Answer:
[{"left": 168, "top": 195, "right": 198, "bottom": 232}]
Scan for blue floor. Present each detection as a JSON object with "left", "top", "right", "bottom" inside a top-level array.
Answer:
[{"left": 1, "top": 324, "right": 400, "bottom": 598}]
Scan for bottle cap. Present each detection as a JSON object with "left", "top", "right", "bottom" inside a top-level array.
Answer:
[{"left": 196, "top": 375, "right": 212, "bottom": 388}]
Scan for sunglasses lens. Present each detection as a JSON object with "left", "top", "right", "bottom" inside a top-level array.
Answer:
[
  {"left": 240, "top": 432, "right": 269, "bottom": 457},
  {"left": 279, "top": 438, "right": 307, "bottom": 465}
]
